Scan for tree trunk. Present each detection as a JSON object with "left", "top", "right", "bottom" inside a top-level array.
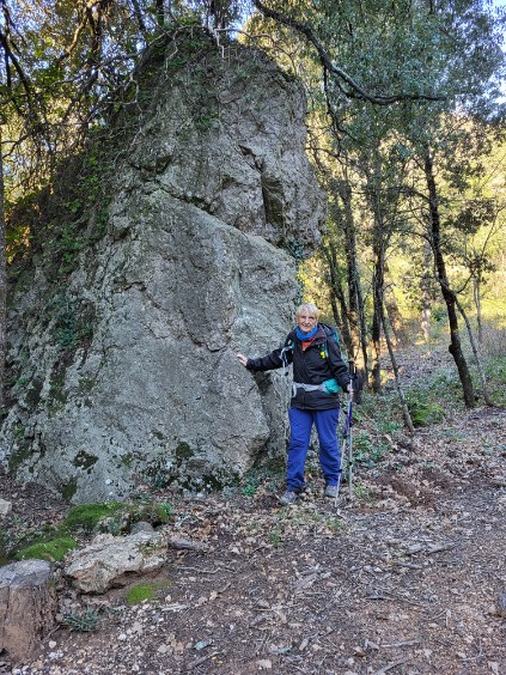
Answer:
[
  {"left": 381, "top": 302, "right": 415, "bottom": 432},
  {"left": 336, "top": 176, "right": 368, "bottom": 375},
  {"left": 322, "top": 241, "right": 353, "bottom": 356},
  {"left": 420, "top": 239, "right": 433, "bottom": 342},
  {"left": 383, "top": 264, "right": 405, "bottom": 346},
  {"left": 473, "top": 276, "right": 483, "bottom": 343},
  {"left": 0, "top": 560, "right": 57, "bottom": 663},
  {"left": 371, "top": 238, "right": 386, "bottom": 393},
  {"left": 424, "top": 151, "right": 475, "bottom": 408},
  {"left": 383, "top": 294, "right": 399, "bottom": 347},
  {"left": 455, "top": 297, "right": 493, "bottom": 406},
  {"left": 368, "top": 153, "right": 387, "bottom": 394},
  {"left": 0, "top": 125, "right": 6, "bottom": 409}
]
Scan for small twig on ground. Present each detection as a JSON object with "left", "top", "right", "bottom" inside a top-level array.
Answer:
[
  {"left": 186, "top": 650, "right": 220, "bottom": 670},
  {"left": 392, "top": 561, "right": 423, "bottom": 569},
  {"left": 373, "top": 659, "right": 407, "bottom": 674},
  {"left": 427, "top": 543, "right": 456, "bottom": 555}
]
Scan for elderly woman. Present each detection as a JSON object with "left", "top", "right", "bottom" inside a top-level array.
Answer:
[{"left": 238, "top": 303, "right": 352, "bottom": 505}]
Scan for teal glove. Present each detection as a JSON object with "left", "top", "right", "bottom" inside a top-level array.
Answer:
[{"left": 322, "top": 378, "right": 342, "bottom": 394}]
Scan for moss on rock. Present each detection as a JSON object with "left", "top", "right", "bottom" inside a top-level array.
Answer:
[
  {"left": 15, "top": 535, "right": 77, "bottom": 562},
  {"left": 63, "top": 502, "right": 123, "bottom": 532}
]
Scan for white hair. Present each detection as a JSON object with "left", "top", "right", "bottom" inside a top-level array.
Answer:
[{"left": 295, "top": 303, "right": 320, "bottom": 320}]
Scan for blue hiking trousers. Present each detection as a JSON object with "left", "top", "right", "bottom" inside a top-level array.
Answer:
[{"left": 286, "top": 407, "right": 340, "bottom": 492}]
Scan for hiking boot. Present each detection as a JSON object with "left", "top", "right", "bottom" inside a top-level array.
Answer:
[
  {"left": 278, "top": 490, "right": 298, "bottom": 506},
  {"left": 324, "top": 483, "right": 338, "bottom": 499}
]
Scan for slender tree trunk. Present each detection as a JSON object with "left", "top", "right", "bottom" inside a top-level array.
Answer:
[
  {"left": 455, "top": 297, "right": 493, "bottom": 406},
  {"left": 322, "top": 241, "right": 353, "bottom": 356},
  {"left": 473, "top": 277, "right": 483, "bottom": 343},
  {"left": 424, "top": 151, "right": 475, "bottom": 408},
  {"left": 355, "top": 271, "right": 369, "bottom": 377},
  {"left": 383, "top": 295, "right": 399, "bottom": 347},
  {"left": 383, "top": 265, "right": 404, "bottom": 346},
  {"left": 368, "top": 153, "right": 387, "bottom": 393},
  {"left": 381, "top": 302, "right": 415, "bottom": 432},
  {"left": 420, "top": 240, "right": 432, "bottom": 342},
  {"left": 337, "top": 176, "right": 368, "bottom": 375},
  {"left": 371, "top": 239, "right": 386, "bottom": 393},
  {"left": 0, "top": 125, "right": 6, "bottom": 408}
]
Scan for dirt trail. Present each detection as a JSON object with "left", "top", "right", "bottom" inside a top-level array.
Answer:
[{"left": 2, "top": 405, "right": 505, "bottom": 675}]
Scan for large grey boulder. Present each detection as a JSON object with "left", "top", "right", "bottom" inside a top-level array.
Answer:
[
  {"left": 1, "top": 34, "right": 325, "bottom": 501},
  {"left": 0, "top": 560, "right": 57, "bottom": 662}
]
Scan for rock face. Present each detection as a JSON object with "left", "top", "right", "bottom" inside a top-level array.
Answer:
[
  {"left": 0, "top": 560, "right": 57, "bottom": 662},
  {"left": 65, "top": 531, "right": 167, "bottom": 594},
  {"left": 1, "top": 33, "right": 325, "bottom": 501}
]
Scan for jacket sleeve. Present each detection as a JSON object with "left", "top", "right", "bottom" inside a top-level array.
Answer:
[
  {"left": 246, "top": 335, "right": 293, "bottom": 372},
  {"left": 328, "top": 337, "right": 351, "bottom": 389}
]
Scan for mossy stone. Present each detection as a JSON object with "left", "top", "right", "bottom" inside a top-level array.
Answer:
[
  {"left": 63, "top": 502, "right": 122, "bottom": 532},
  {"left": 15, "top": 536, "right": 77, "bottom": 562}
]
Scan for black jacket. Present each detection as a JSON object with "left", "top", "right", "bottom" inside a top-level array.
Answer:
[{"left": 246, "top": 325, "right": 351, "bottom": 410}]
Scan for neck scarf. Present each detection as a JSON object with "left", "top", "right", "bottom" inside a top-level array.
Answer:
[{"left": 295, "top": 324, "right": 319, "bottom": 341}]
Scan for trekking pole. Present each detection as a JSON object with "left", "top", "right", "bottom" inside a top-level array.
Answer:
[
  {"left": 334, "top": 361, "right": 355, "bottom": 507},
  {"left": 334, "top": 431, "right": 344, "bottom": 507},
  {"left": 347, "top": 360, "right": 355, "bottom": 501},
  {"left": 347, "top": 397, "right": 354, "bottom": 500}
]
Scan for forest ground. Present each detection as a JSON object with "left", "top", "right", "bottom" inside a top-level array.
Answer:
[{"left": 1, "top": 343, "right": 505, "bottom": 675}]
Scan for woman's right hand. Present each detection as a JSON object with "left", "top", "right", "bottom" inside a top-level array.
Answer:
[{"left": 237, "top": 353, "right": 249, "bottom": 367}]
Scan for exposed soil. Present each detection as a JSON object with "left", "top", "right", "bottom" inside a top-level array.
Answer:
[{"left": 1, "top": 351, "right": 505, "bottom": 675}]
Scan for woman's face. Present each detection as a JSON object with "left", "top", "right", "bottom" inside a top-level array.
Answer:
[{"left": 297, "top": 311, "right": 317, "bottom": 331}]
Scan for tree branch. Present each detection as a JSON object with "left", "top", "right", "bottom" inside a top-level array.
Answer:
[{"left": 252, "top": 1, "right": 444, "bottom": 105}]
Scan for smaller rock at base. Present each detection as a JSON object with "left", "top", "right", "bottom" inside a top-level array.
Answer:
[{"left": 65, "top": 531, "right": 167, "bottom": 593}]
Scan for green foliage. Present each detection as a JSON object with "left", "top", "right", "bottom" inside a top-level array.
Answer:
[
  {"left": 405, "top": 392, "right": 445, "bottom": 427},
  {"left": 126, "top": 500, "right": 173, "bottom": 527},
  {"left": 484, "top": 355, "right": 506, "bottom": 406},
  {"left": 0, "top": 530, "right": 11, "bottom": 566},
  {"left": 124, "top": 581, "right": 170, "bottom": 605},
  {"left": 241, "top": 478, "right": 259, "bottom": 497},
  {"left": 353, "top": 482, "right": 373, "bottom": 502},
  {"left": 62, "top": 499, "right": 173, "bottom": 536},
  {"left": 126, "top": 584, "right": 156, "bottom": 605},
  {"left": 63, "top": 503, "right": 123, "bottom": 532},
  {"left": 50, "top": 295, "right": 95, "bottom": 351},
  {"left": 62, "top": 608, "right": 100, "bottom": 633},
  {"left": 269, "top": 528, "right": 282, "bottom": 547},
  {"left": 15, "top": 536, "right": 77, "bottom": 562},
  {"left": 353, "top": 430, "right": 389, "bottom": 467}
]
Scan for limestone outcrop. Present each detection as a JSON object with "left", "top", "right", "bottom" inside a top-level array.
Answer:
[{"left": 1, "top": 33, "right": 325, "bottom": 501}]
